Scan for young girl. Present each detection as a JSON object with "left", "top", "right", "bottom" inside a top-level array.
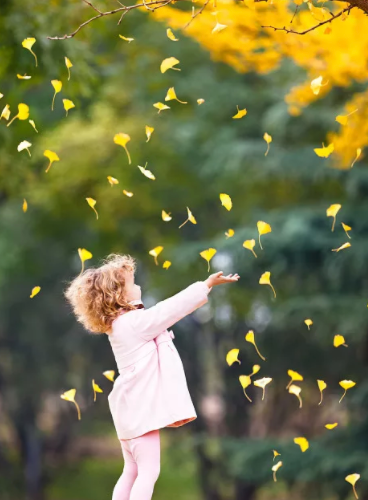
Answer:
[{"left": 64, "top": 253, "right": 239, "bottom": 500}]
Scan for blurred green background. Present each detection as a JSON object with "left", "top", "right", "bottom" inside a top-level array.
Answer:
[{"left": 1, "top": 0, "right": 368, "bottom": 499}]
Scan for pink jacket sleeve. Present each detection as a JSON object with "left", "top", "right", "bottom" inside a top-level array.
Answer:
[{"left": 130, "top": 281, "right": 211, "bottom": 341}]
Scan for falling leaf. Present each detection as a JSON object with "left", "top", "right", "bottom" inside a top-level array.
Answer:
[
  {"left": 250, "top": 365, "right": 261, "bottom": 377},
  {"left": 103, "top": 370, "right": 115, "bottom": 382},
  {"left": 339, "top": 380, "right": 356, "bottom": 403},
  {"left": 334, "top": 334, "right": 348, "bottom": 348},
  {"left": 92, "top": 379, "right": 103, "bottom": 402},
  {"left": 119, "top": 35, "right": 134, "bottom": 42},
  {"left": 264, "top": 133, "right": 272, "bottom": 156},
  {"left": 245, "top": 330, "right": 265, "bottom": 361},
  {"left": 123, "top": 190, "right": 133, "bottom": 197},
  {"left": 200, "top": 248, "right": 217, "bottom": 272},
  {"left": 197, "top": 99, "right": 205, "bottom": 105},
  {"left": 326, "top": 204, "right": 341, "bottom": 231},
  {"left": 114, "top": 133, "right": 131, "bottom": 164},
  {"left": 29, "top": 119, "right": 38, "bottom": 132},
  {"left": 153, "top": 102, "right": 170, "bottom": 113},
  {"left": 17, "top": 74, "right": 31, "bottom": 80},
  {"left": 254, "top": 377, "right": 272, "bottom": 401},
  {"left": 273, "top": 450, "right": 281, "bottom": 461},
  {"left": 65, "top": 57, "right": 73, "bottom": 80},
  {"left": 289, "top": 384, "right": 303, "bottom": 408},
  {"left": 107, "top": 176, "right": 119, "bottom": 186},
  {"left": 22, "top": 199, "right": 28, "bottom": 213},
  {"left": 351, "top": 148, "right": 362, "bottom": 168},
  {"left": 86, "top": 198, "right": 98, "bottom": 220},
  {"left": 138, "top": 163, "right": 155, "bottom": 180},
  {"left": 17, "top": 141, "right": 32, "bottom": 156},
  {"left": 335, "top": 109, "right": 357, "bottom": 126},
  {"left": 7, "top": 103, "right": 29, "bottom": 127},
  {"left": 30, "top": 286, "right": 41, "bottom": 298},
  {"left": 22, "top": 37, "right": 37, "bottom": 67},
  {"left": 44, "top": 150, "right": 60, "bottom": 173},
  {"left": 0, "top": 93, "right": 3, "bottom": 99},
  {"left": 305, "top": 319, "right": 313, "bottom": 330},
  {"left": 314, "top": 143, "right": 334, "bottom": 158},
  {"left": 162, "top": 210, "right": 172, "bottom": 221},
  {"left": 60, "top": 389, "right": 81, "bottom": 420},
  {"left": 243, "top": 239, "right": 257, "bottom": 258},
  {"left": 63, "top": 99, "right": 75, "bottom": 116},
  {"left": 225, "top": 229, "right": 235, "bottom": 238},
  {"left": 163, "top": 260, "right": 171, "bottom": 269},
  {"left": 325, "top": 423, "right": 338, "bottom": 430},
  {"left": 160, "top": 57, "right": 180, "bottom": 73},
  {"left": 146, "top": 125, "right": 154, "bottom": 142},
  {"left": 286, "top": 370, "right": 303, "bottom": 389},
  {"left": 345, "top": 474, "right": 360, "bottom": 500},
  {"left": 220, "top": 193, "right": 232, "bottom": 211},
  {"left": 317, "top": 379, "right": 327, "bottom": 405},
  {"left": 226, "top": 348, "right": 241, "bottom": 366},
  {"left": 332, "top": 242, "right": 351, "bottom": 252},
  {"left": 259, "top": 271, "right": 276, "bottom": 299},
  {"left": 212, "top": 22, "right": 228, "bottom": 33},
  {"left": 165, "top": 87, "right": 187, "bottom": 104},
  {"left": 51, "top": 80, "right": 62, "bottom": 111},
  {"left": 342, "top": 223, "right": 352, "bottom": 239},
  {"left": 78, "top": 248, "right": 93, "bottom": 274},
  {"left": 257, "top": 221, "right": 272, "bottom": 250},
  {"left": 179, "top": 207, "right": 196, "bottom": 228},
  {"left": 167, "top": 28, "right": 179, "bottom": 41},
  {"left": 149, "top": 246, "right": 163, "bottom": 266},
  {"left": 310, "top": 75, "right": 325, "bottom": 95},
  {"left": 272, "top": 461, "right": 283, "bottom": 482},
  {"left": 294, "top": 437, "right": 309, "bottom": 452},
  {"left": 239, "top": 375, "right": 252, "bottom": 402},
  {"left": 232, "top": 105, "right": 247, "bottom": 119},
  {"left": 1, "top": 104, "right": 10, "bottom": 121}
]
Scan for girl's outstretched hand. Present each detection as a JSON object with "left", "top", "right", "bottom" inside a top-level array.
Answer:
[{"left": 205, "top": 271, "right": 240, "bottom": 289}]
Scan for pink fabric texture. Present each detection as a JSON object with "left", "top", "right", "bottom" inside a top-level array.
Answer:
[
  {"left": 112, "top": 429, "right": 160, "bottom": 500},
  {"left": 107, "top": 280, "right": 211, "bottom": 440}
]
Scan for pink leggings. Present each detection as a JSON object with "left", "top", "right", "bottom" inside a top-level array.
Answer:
[{"left": 112, "top": 429, "right": 161, "bottom": 500}]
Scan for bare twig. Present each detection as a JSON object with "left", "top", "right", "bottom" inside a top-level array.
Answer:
[
  {"left": 183, "top": 0, "right": 210, "bottom": 29},
  {"left": 81, "top": 0, "right": 103, "bottom": 14},
  {"left": 290, "top": 4, "right": 299, "bottom": 24},
  {"left": 262, "top": 6, "right": 352, "bottom": 35}
]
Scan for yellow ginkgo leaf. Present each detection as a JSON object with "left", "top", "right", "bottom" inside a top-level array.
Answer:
[
  {"left": 7, "top": 103, "right": 30, "bottom": 127},
  {"left": 345, "top": 474, "right": 360, "bottom": 500},
  {"left": 163, "top": 260, "right": 171, "bottom": 269},
  {"left": 232, "top": 105, "right": 247, "bottom": 119},
  {"left": 326, "top": 204, "right": 341, "bottom": 231},
  {"left": 114, "top": 133, "right": 131, "bottom": 164},
  {"left": 167, "top": 28, "right": 179, "bottom": 41},
  {"left": 264, "top": 133, "right": 272, "bottom": 156},
  {"left": 107, "top": 176, "right": 119, "bottom": 186},
  {"left": 103, "top": 370, "right": 115, "bottom": 382},
  {"left": 250, "top": 365, "right": 261, "bottom": 377},
  {"left": 22, "top": 37, "right": 37, "bottom": 67},
  {"left": 273, "top": 450, "right": 281, "bottom": 461},
  {"left": 253, "top": 377, "right": 272, "bottom": 401},
  {"left": 17, "top": 141, "right": 32, "bottom": 156},
  {"left": 311, "top": 75, "right": 325, "bottom": 95},
  {"left": 286, "top": 370, "right": 303, "bottom": 389},
  {"left": 197, "top": 98, "right": 205, "bottom": 105},
  {"left": 342, "top": 223, "right": 352, "bottom": 239},
  {"left": 160, "top": 57, "right": 180, "bottom": 73},
  {"left": 289, "top": 384, "right": 303, "bottom": 408},
  {"left": 239, "top": 375, "right": 252, "bottom": 402},
  {"left": 332, "top": 242, "right": 351, "bottom": 252},
  {"left": 334, "top": 334, "right": 348, "bottom": 348},
  {"left": 149, "top": 246, "right": 163, "bottom": 265},
  {"left": 179, "top": 207, "right": 196, "bottom": 228},
  {"left": 351, "top": 148, "right": 362, "bottom": 168},
  {"left": 22, "top": 199, "right": 28, "bottom": 213},
  {"left": 65, "top": 57, "right": 73, "bottom": 80},
  {"left": 1, "top": 104, "right": 10, "bottom": 121},
  {"left": 200, "top": 248, "right": 217, "bottom": 272},
  {"left": 86, "top": 198, "right": 98, "bottom": 220},
  {"left": 257, "top": 221, "right": 272, "bottom": 250},
  {"left": 51, "top": 80, "right": 62, "bottom": 111},
  {"left": 325, "top": 423, "right": 338, "bottom": 430},
  {"left": 245, "top": 330, "right": 266, "bottom": 361},
  {"left": 63, "top": 99, "right": 75, "bottom": 116},
  {"left": 119, "top": 35, "right": 134, "bottom": 43},
  {"left": 225, "top": 229, "right": 235, "bottom": 239},
  {"left": 145, "top": 125, "right": 154, "bottom": 142},
  {"left": 123, "top": 190, "right": 133, "bottom": 197},
  {"left": 314, "top": 143, "right": 334, "bottom": 158},
  {"left": 272, "top": 461, "right": 283, "bottom": 482},
  {"left": 30, "top": 286, "right": 41, "bottom": 298},
  {"left": 29, "top": 119, "right": 38, "bottom": 132},
  {"left": 220, "top": 193, "right": 232, "bottom": 211},
  {"left": 317, "top": 379, "right": 327, "bottom": 405},
  {"left": 226, "top": 348, "right": 241, "bottom": 366},
  {"left": 162, "top": 210, "right": 172, "bottom": 222},
  {"left": 339, "top": 380, "right": 356, "bottom": 403},
  {"left": 17, "top": 74, "right": 32, "bottom": 80},
  {"left": 242, "top": 240, "right": 257, "bottom": 257},
  {"left": 0, "top": 93, "right": 3, "bottom": 99},
  {"left": 305, "top": 319, "right": 313, "bottom": 330},
  {"left": 60, "top": 388, "right": 81, "bottom": 420},
  {"left": 78, "top": 248, "right": 93, "bottom": 274},
  {"left": 335, "top": 109, "right": 357, "bottom": 126},
  {"left": 212, "top": 22, "right": 228, "bottom": 33},
  {"left": 138, "top": 163, "right": 155, "bottom": 180},
  {"left": 44, "top": 150, "right": 60, "bottom": 173},
  {"left": 153, "top": 102, "right": 170, "bottom": 113},
  {"left": 165, "top": 87, "right": 187, "bottom": 104},
  {"left": 259, "top": 271, "right": 276, "bottom": 299},
  {"left": 294, "top": 437, "right": 309, "bottom": 452},
  {"left": 92, "top": 379, "right": 103, "bottom": 402}
]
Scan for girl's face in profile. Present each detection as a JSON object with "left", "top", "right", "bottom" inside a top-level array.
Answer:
[{"left": 124, "top": 269, "right": 142, "bottom": 302}]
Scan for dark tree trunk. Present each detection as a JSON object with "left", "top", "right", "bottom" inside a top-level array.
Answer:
[
  {"left": 16, "top": 421, "right": 45, "bottom": 500},
  {"left": 234, "top": 480, "right": 256, "bottom": 500}
]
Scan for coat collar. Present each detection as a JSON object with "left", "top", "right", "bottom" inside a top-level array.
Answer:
[{"left": 128, "top": 299, "right": 144, "bottom": 306}]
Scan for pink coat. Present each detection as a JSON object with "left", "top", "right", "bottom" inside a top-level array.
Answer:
[{"left": 107, "top": 280, "right": 211, "bottom": 440}]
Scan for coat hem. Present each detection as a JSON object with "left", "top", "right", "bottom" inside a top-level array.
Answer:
[{"left": 115, "top": 414, "right": 197, "bottom": 441}]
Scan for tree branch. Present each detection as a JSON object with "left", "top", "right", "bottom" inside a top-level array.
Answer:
[{"left": 183, "top": 0, "right": 210, "bottom": 29}]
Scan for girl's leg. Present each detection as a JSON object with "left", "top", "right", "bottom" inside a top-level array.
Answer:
[{"left": 112, "top": 440, "right": 138, "bottom": 500}]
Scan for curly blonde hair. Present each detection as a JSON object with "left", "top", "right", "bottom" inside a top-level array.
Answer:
[{"left": 64, "top": 253, "right": 137, "bottom": 334}]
